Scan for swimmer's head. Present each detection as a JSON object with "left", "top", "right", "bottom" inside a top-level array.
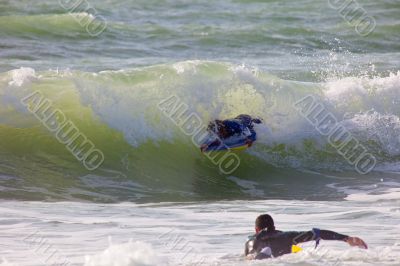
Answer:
[{"left": 255, "top": 214, "right": 275, "bottom": 233}]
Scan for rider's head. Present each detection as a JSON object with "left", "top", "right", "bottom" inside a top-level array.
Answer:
[
  {"left": 255, "top": 214, "right": 275, "bottom": 233},
  {"left": 211, "top": 120, "right": 229, "bottom": 138},
  {"left": 251, "top": 118, "right": 262, "bottom": 124},
  {"left": 208, "top": 120, "right": 223, "bottom": 132}
]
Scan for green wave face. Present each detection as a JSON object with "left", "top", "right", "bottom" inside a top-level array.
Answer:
[
  {"left": 1, "top": 62, "right": 399, "bottom": 202},
  {"left": 0, "top": 13, "right": 106, "bottom": 38}
]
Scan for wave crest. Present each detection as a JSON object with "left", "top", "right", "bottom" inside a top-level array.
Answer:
[{"left": 1, "top": 61, "right": 400, "bottom": 201}]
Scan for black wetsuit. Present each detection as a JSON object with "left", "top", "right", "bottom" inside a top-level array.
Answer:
[
  {"left": 245, "top": 228, "right": 349, "bottom": 259},
  {"left": 209, "top": 114, "right": 257, "bottom": 139}
]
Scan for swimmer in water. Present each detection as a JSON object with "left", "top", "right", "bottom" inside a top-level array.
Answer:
[{"left": 245, "top": 214, "right": 368, "bottom": 260}]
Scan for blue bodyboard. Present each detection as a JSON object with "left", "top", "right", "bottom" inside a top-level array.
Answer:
[{"left": 201, "top": 134, "right": 256, "bottom": 152}]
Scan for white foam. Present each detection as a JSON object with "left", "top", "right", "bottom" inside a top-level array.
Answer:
[
  {"left": 73, "top": 12, "right": 95, "bottom": 20},
  {"left": 8, "top": 67, "right": 36, "bottom": 87},
  {"left": 228, "top": 63, "right": 260, "bottom": 78},
  {"left": 84, "top": 241, "right": 166, "bottom": 266},
  {"left": 324, "top": 71, "right": 400, "bottom": 106},
  {"left": 345, "top": 188, "right": 400, "bottom": 202},
  {"left": 172, "top": 60, "right": 203, "bottom": 74},
  {"left": 0, "top": 259, "right": 15, "bottom": 266},
  {"left": 342, "top": 111, "right": 400, "bottom": 157}
]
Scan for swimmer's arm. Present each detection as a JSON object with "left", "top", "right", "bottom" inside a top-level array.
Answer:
[
  {"left": 290, "top": 230, "right": 368, "bottom": 249},
  {"left": 320, "top": 230, "right": 349, "bottom": 241}
]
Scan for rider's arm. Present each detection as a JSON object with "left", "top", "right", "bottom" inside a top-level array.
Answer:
[
  {"left": 289, "top": 229, "right": 367, "bottom": 249},
  {"left": 291, "top": 229, "right": 348, "bottom": 243}
]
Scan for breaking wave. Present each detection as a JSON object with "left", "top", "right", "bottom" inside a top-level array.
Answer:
[{"left": 0, "top": 61, "right": 399, "bottom": 201}]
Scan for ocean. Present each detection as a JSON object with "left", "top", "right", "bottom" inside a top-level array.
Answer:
[{"left": 0, "top": 0, "right": 399, "bottom": 265}]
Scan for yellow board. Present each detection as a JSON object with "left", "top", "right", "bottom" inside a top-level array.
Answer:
[
  {"left": 292, "top": 245, "right": 303, "bottom": 253},
  {"left": 228, "top": 144, "right": 250, "bottom": 151},
  {"left": 204, "top": 144, "right": 250, "bottom": 153}
]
